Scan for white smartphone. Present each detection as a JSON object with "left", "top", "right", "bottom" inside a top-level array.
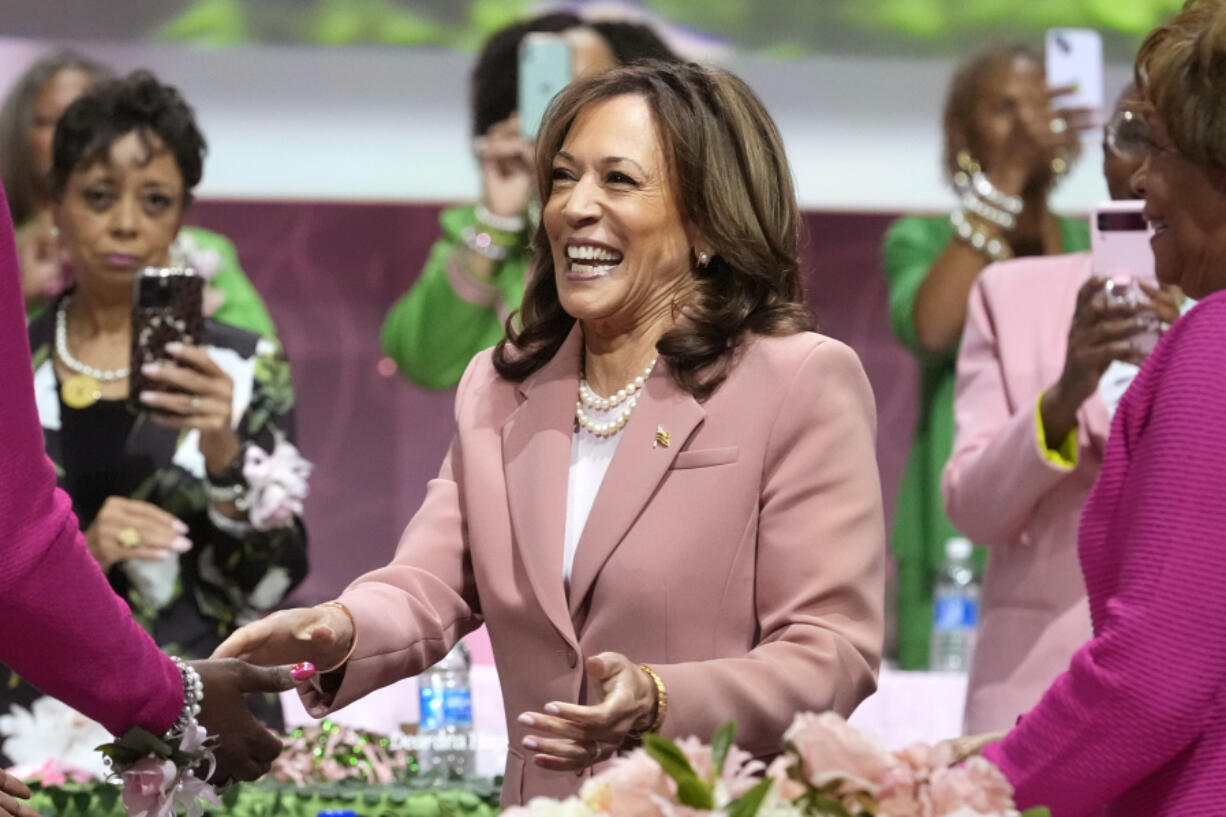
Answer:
[
  {"left": 519, "top": 33, "right": 573, "bottom": 141},
  {"left": 1090, "top": 200, "right": 1154, "bottom": 283},
  {"left": 1045, "top": 28, "right": 1104, "bottom": 113}
]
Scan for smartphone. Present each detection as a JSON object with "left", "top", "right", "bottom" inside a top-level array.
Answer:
[
  {"left": 519, "top": 32, "right": 573, "bottom": 141},
  {"left": 1091, "top": 200, "right": 1160, "bottom": 354},
  {"left": 1045, "top": 28, "right": 1104, "bottom": 113},
  {"left": 1091, "top": 200, "right": 1154, "bottom": 282},
  {"left": 128, "top": 266, "right": 204, "bottom": 414}
]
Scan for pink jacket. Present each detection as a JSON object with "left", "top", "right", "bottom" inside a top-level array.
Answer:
[
  {"left": 943, "top": 253, "right": 1107, "bottom": 733},
  {"left": 0, "top": 186, "right": 181, "bottom": 735},
  {"left": 305, "top": 326, "right": 886, "bottom": 804},
  {"left": 985, "top": 289, "right": 1226, "bottom": 815}
]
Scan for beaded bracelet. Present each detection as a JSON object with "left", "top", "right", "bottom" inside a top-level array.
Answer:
[
  {"left": 475, "top": 201, "right": 527, "bottom": 234},
  {"left": 950, "top": 209, "right": 1012, "bottom": 262},
  {"left": 165, "top": 657, "right": 204, "bottom": 740}
]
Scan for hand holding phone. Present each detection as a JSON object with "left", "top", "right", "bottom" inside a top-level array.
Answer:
[
  {"left": 1045, "top": 28, "right": 1104, "bottom": 114},
  {"left": 128, "top": 266, "right": 204, "bottom": 414}
]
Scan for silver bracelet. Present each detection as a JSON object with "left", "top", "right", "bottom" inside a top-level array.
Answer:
[
  {"left": 205, "top": 481, "right": 245, "bottom": 504},
  {"left": 951, "top": 209, "right": 1011, "bottom": 261},
  {"left": 959, "top": 192, "right": 1016, "bottom": 230},
  {"left": 475, "top": 201, "right": 526, "bottom": 234},
  {"left": 208, "top": 503, "right": 256, "bottom": 537},
  {"left": 461, "top": 225, "right": 510, "bottom": 261},
  {"left": 165, "top": 657, "right": 204, "bottom": 740}
]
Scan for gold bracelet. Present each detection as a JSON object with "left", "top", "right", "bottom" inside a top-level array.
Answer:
[
  {"left": 317, "top": 601, "right": 359, "bottom": 674},
  {"left": 638, "top": 664, "right": 668, "bottom": 734}
]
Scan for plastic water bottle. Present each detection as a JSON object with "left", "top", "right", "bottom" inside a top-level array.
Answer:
[
  {"left": 929, "top": 537, "right": 980, "bottom": 672},
  {"left": 417, "top": 642, "right": 475, "bottom": 778}
]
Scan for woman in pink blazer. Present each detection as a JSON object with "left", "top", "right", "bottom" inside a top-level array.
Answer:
[{"left": 218, "top": 63, "right": 885, "bottom": 804}]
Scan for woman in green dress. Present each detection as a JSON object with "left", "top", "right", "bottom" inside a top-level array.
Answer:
[{"left": 885, "top": 43, "right": 1092, "bottom": 669}]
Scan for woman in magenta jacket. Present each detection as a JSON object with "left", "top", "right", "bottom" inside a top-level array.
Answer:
[{"left": 0, "top": 180, "right": 296, "bottom": 813}]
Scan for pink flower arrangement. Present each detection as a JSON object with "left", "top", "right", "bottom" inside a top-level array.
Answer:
[{"left": 502, "top": 715, "right": 1046, "bottom": 817}]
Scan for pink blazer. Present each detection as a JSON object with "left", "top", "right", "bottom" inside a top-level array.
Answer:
[
  {"left": 943, "top": 253, "right": 1110, "bottom": 734},
  {"left": 304, "top": 326, "right": 885, "bottom": 804}
]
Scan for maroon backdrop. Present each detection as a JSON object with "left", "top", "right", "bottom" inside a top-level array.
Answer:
[{"left": 189, "top": 202, "right": 918, "bottom": 602}]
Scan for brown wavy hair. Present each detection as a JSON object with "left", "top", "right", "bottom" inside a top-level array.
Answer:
[
  {"left": 492, "top": 61, "right": 813, "bottom": 400},
  {"left": 1135, "top": 0, "right": 1226, "bottom": 171}
]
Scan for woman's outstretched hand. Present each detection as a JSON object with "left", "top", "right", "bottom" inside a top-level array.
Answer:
[{"left": 212, "top": 607, "right": 354, "bottom": 671}]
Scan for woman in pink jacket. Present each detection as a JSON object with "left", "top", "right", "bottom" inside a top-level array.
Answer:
[
  {"left": 0, "top": 178, "right": 298, "bottom": 813},
  {"left": 217, "top": 62, "right": 885, "bottom": 805},
  {"left": 942, "top": 85, "right": 1182, "bottom": 735},
  {"left": 978, "top": 2, "right": 1226, "bottom": 813}
]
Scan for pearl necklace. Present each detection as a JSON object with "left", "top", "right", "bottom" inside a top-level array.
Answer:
[
  {"left": 56, "top": 295, "right": 130, "bottom": 380},
  {"left": 575, "top": 359, "right": 656, "bottom": 438}
]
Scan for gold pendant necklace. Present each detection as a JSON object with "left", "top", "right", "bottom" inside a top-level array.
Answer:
[{"left": 61, "top": 372, "right": 103, "bottom": 409}]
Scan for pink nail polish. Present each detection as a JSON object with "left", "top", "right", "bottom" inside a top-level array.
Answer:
[
  {"left": 166, "top": 341, "right": 184, "bottom": 355},
  {"left": 290, "top": 662, "right": 316, "bottom": 681},
  {"left": 544, "top": 703, "right": 561, "bottom": 715},
  {"left": 141, "top": 363, "right": 160, "bottom": 376},
  {"left": 170, "top": 537, "right": 192, "bottom": 553},
  {"left": 523, "top": 737, "right": 539, "bottom": 749},
  {"left": 172, "top": 520, "right": 189, "bottom": 534},
  {"left": 518, "top": 713, "right": 535, "bottom": 726}
]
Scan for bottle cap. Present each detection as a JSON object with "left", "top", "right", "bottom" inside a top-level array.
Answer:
[{"left": 945, "top": 537, "right": 972, "bottom": 561}]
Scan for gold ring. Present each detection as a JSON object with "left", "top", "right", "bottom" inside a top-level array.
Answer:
[
  {"left": 117, "top": 527, "right": 142, "bottom": 548},
  {"left": 190, "top": 395, "right": 202, "bottom": 415}
]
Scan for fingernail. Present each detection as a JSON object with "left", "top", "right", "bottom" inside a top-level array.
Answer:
[
  {"left": 141, "top": 362, "right": 160, "bottom": 376},
  {"left": 172, "top": 519, "right": 189, "bottom": 534},
  {"left": 166, "top": 341, "right": 184, "bottom": 354},
  {"left": 170, "top": 537, "right": 192, "bottom": 553},
  {"left": 523, "top": 737, "right": 539, "bottom": 749},
  {"left": 139, "top": 391, "right": 156, "bottom": 404},
  {"left": 544, "top": 703, "right": 560, "bottom": 715},
  {"left": 290, "top": 662, "right": 316, "bottom": 681},
  {"left": 518, "top": 713, "right": 535, "bottom": 726}
]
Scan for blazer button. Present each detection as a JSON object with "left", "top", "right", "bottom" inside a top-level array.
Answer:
[{"left": 565, "top": 646, "right": 578, "bottom": 668}]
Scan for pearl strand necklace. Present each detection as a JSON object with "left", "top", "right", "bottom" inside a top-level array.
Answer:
[
  {"left": 56, "top": 295, "right": 130, "bottom": 380},
  {"left": 575, "top": 358, "right": 657, "bottom": 438}
]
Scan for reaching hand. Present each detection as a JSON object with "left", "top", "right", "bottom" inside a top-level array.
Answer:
[
  {"left": 85, "top": 496, "right": 192, "bottom": 570},
  {"left": 516, "top": 652, "right": 658, "bottom": 772},
  {"left": 212, "top": 606, "right": 354, "bottom": 671},
  {"left": 191, "top": 658, "right": 313, "bottom": 783},
  {"left": 0, "top": 769, "right": 36, "bottom": 817}
]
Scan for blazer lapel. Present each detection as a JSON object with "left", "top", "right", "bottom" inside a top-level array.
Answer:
[
  {"left": 567, "top": 366, "right": 705, "bottom": 620},
  {"left": 502, "top": 327, "right": 583, "bottom": 647}
]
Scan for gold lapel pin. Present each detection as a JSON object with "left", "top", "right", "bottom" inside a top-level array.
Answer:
[{"left": 654, "top": 425, "right": 671, "bottom": 448}]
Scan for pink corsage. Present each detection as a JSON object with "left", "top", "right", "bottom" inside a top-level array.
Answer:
[
  {"left": 240, "top": 435, "right": 312, "bottom": 531},
  {"left": 103, "top": 725, "right": 220, "bottom": 817}
]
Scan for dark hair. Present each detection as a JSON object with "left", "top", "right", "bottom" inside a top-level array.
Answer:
[
  {"left": 1136, "top": 0, "right": 1226, "bottom": 171},
  {"left": 0, "top": 50, "right": 114, "bottom": 224},
  {"left": 589, "top": 20, "right": 678, "bottom": 64},
  {"left": 941, "top": 43, "right": 1041, "bottom": 179},
  {"left": 493, "top": 62, "right": 812, "bottom": 400},
  {"left": 50, "top": 70, "right": 206, "bottom": 203},
  {"left": 471, "top": 12, "right": 583, "bottom": 138}
]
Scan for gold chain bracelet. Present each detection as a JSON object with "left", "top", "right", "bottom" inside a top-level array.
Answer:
[{"left": 638, "top": 664, "right": 668, "bottom": 734}]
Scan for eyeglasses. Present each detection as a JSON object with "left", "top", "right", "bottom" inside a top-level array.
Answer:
[
  {"left": 1105, "top": 109, "right": 1151, "bottom": 160},
  {"left": 1107, "top": 109, "right": 1181, "bottom": 162}
]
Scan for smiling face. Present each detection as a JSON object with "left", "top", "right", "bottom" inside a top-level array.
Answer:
[
  {"left": 55, "top": 129, "right": 185, "bottom": 299},
  {"left": 543, "top": 93, "right": 699, "bottom": 338},
  {"left": 1135, "top": 114, "right": 1226, "bottom": 299}
]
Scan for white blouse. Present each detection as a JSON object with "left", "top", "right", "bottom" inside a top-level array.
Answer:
[{"left": 562, "top": 404, "right": 624, "bottom": 592}]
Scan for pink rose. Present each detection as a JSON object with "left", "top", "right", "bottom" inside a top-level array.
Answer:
[
  {"left": 783, "top": 712, "right": 898, "bottom": 795},
  {"left": 925, "top": 757, "right": 1015, "bottom": 816},
  {"left": 894, "top": 742, "right": 955, "bottom": 780},
  {"left": 765, "top": 756, "right": 806, "bottom": 802},
  {"left": 583, "top": 750, "right": 677, "bottom": 817},
  {"left": 121, "top": 758, "right": 177, "bottom": 817}
]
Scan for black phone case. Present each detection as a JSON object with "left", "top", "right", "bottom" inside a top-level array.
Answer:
[{"left": 127, "top": 268, "right": 205, "bottom": 414}]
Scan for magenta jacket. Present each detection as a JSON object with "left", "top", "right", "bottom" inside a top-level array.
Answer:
[
  {"left": 985, "top": 290, "right": 1226, "bottom": 815},
  {"left": 0, "top": 186, "right": 181, "bottom": 736}
]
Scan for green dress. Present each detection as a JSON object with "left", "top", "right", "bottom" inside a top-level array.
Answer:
[
  {"left": 884, "top": 214, "right": 1090, "bottom": 669},
  {"left": 381, "top": 204, "right": 529, "bottom": 390}
]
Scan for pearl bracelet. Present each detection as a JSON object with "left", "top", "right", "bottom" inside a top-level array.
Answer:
[
  {"left": 165, "top": 657, "right": 204, "bottom": 740},
  {"left": 461, "top": 225, "right": 510, "bottom": 261},
  {"left": 475, "top": 201, "right": 526, "bottom": 234},
  {"left": 951, "top": 209, "right": 1011, "bottom": 262}
]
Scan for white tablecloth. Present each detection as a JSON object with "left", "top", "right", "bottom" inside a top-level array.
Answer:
[{"left": 281, "top": 663, "right": 967, "bottom": 775}]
